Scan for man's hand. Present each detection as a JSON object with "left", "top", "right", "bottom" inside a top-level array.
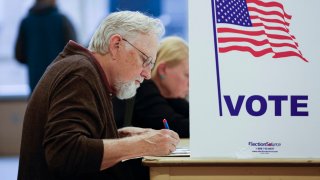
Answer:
[
  {"left": 100, "top": 128, "right": 180, "bottom": 170},
  {"left": 140, "top": 129, "right": 180, "bottom": 156}
]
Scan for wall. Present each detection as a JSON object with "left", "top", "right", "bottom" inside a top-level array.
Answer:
[{"left": 0, "top": 99, "right": 27, "bottom": 156}]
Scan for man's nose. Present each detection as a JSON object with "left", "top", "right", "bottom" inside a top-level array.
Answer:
[{"left": 141, "top": 68, "right": 151, "bottom": 79}]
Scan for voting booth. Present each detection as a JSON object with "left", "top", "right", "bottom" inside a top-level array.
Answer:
[{"left": 189, "top": 0, "right": 320, "bottom": 158}]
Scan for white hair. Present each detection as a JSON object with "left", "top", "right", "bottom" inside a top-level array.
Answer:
[{"left": 88, "top": 11, "right": 165, "bottom": 54}]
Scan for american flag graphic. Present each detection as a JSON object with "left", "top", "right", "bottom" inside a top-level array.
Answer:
[{"left": 214, "top": 0, "right": 308, "bottom": 62}]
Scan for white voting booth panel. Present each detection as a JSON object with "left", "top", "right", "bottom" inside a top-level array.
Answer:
[{"left": 189, "top": 0, "right": 320, "bottom": 158}]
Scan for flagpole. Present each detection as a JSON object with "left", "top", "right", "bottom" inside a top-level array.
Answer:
[{"left": 211, "top": 0, "right": 223, "bottom": 116}]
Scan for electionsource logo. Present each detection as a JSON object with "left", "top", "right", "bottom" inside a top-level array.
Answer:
[
  {"left": 248, "top": 141, "right": 281, "bottom": 147},
  {"left": 248, "top": 141, "right": 281, "bottom": 154}
]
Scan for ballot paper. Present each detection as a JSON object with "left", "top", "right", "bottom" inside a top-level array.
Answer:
[{"left": 167, "top": 147, "right": 190, "bottom": 157}]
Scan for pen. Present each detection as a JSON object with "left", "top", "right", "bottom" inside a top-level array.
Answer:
[{"left": 163, "top": 119, "right": 170, "bottom": 129}]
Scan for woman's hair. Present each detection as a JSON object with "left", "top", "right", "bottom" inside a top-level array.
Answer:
[
  {"left": 88, "top": 11, "right": 165, "bottom": 54},
  {"left": 152, "top": 36, "right": 189, "bottom": 78}
]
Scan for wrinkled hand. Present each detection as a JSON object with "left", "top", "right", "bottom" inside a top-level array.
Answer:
[
  {"left": 118, "top": 127, "right": 153, "bottom": 138},
  {"left": 141, "top": 129, "right": 180, "bottom": 156}
]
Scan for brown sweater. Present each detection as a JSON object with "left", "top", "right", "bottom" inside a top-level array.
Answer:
[{"left": 18, "top": 41, "right": 134, "bottom": 179}]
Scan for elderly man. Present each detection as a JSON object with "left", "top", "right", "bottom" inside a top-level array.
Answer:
[{"left": 18, "top": 11, "right": 180, "bottom": 180}]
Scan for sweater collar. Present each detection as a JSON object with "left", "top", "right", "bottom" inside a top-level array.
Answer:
[{"left": 63, "top": 40, "right": 115, "bottom": 96}]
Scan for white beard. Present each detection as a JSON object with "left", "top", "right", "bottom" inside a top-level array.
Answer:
[{"left": 115, "top": 80, "right": 140, "bottom": 99}]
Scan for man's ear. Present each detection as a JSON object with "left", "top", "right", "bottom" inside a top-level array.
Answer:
[{"left": 108, "top": 34, "right": 122, "bottom": 60}]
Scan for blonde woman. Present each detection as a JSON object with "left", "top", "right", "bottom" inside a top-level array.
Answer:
[{"left": 132, "top": 36, "right": 189, "bottom": 137}]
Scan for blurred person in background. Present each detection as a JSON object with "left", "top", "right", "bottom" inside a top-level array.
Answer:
[
  {"left": 131, "top": 36, "right": 189, "bottom": 138},
  {"left": 15, "top": 0, "right": 77, "bottom": 92},
  {"left": 112, "top": 36, "right": 189, "bottom": 180}
]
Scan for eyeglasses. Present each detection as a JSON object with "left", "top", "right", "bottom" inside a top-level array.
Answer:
[{"left": 122, "top": 38, "right": 155, "bottom": 69}]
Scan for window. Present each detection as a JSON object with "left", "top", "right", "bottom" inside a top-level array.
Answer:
[{"left": 0, "top": 0, "right": 187, "bottom": 98}]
